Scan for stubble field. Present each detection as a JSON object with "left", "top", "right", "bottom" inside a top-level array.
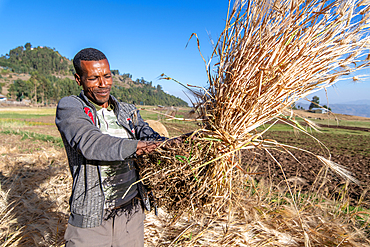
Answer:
[{"left": 0, "top": 106, "right": 369, "bottom": 246}]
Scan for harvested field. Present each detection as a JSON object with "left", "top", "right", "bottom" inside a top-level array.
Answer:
[
  {"left": 0, "top": 133, "right": 70, "bottom": 246},
  {"left": 1, "top": 105, "right": 370, "bottom": 246},
  {"left": 0, "top": 112, "right": 369, "bottom": 245},
  {"left": 243, "top": 131, "right": 370, "bottom": 206}
]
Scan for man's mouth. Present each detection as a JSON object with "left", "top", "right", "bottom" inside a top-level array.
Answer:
[{"left": 95, "top": 88, "right": 110, "bottom": 96}]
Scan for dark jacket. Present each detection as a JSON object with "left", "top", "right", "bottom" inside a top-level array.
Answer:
[{"left": 55, "top": 91, "right": 163, "bottom": 228}]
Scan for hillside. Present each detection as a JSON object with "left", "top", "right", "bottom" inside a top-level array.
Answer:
[
  {"left": 0, "top": 43, "right": 73, "bottom": 75},
  {"left": 0, "top": 44, "right": 188, "bottom": 106},
  {"left": 329, "top": 104, "right": 370, "bottom": 118}
]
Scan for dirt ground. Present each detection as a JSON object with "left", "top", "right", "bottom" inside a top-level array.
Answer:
[
  {"left": 23, "top": 115, "right": 56, "bottom": 124},
  {"left": 243, "top": 131, "right": 370, "bottom": 207}
]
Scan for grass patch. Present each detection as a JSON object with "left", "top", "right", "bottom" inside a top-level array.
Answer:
[
  {"left": 0, "top": 119, "right": 27, "bottom": 128},
  {"left": 139, "top": 110, "right": 159, "bottom": 121},
  {"left": 318, "top": 128, "right": 370, "bottom": 136},
  {"left": 0, "top": 118, "right": 54, "bottom": 126},
  {"left": 139, "top": 107, "right": 192, "bottom": 121},
  {"left": 0, "top": 112, "right": 53, "bottom": 119},
  {"left": 0, "top": 107, "right": 56, "bottom": 115},
  {"left": 260, "top": 123, "right": 370, "bottom": 136},
  {"left": 0, "top": 129, "right": 63, "bottom": 147}
]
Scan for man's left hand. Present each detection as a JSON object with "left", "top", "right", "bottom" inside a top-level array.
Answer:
[{"left": 136, "top": 141, "right": 162, "bottom": 155}]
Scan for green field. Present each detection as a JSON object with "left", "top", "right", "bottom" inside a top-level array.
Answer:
[
  {"left": 0, "top": 107, "right": 56, "bottom": 119},
  {"left": 2, "top": 106, "right": 370, "bottom": 141},
  {"left": 260, "top": 121, "right": 370, "bottom": 136}
]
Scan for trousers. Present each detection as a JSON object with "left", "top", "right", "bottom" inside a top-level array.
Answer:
[{"left": 64, "top": 204, "right": 145, "bottom": 247}]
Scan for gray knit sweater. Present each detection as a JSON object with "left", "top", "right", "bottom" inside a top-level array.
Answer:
[{"left": 56, "top": 91, "right": 163, "bottom": 228}]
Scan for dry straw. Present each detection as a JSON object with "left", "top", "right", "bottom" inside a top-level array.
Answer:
[
  {"left": 138, "top": 0, "right": 370, "bottom": 245},
  {"left": 0, "top": 139, "right": 71, "bottom": 247}
]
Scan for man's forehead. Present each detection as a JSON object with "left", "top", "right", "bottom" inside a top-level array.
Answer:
[
  {"left": 81, "top": 59, "right": 109, "bottom": 67},
  {"left": 81, "top": 59, "right": 110, "bottom": 73}
]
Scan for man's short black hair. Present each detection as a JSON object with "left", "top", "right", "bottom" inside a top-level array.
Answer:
[{"left": 73, "top": 48, "right": 107, "bottom": 77}]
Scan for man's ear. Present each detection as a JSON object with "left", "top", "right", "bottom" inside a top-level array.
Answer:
[{"left": 75, "top": 73, "right": 82, "bottom": 86}]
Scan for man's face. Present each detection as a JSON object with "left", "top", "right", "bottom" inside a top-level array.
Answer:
[{"left": 75, "top": 59, "right": 113, "bottom": 108}]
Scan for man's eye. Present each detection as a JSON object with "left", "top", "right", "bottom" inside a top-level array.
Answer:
[
  {"left": 105, "top": 75, "right": 111, "bottom": 79},
  {"left": 88, "top": 77, "right": 98, "bottom": 81}
]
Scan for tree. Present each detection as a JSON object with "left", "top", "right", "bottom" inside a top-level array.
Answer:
[
  {"left": 111, "top": 69, "right": 120, "bottom": 76},
  {"left": 322, "top": 105, "right": 332, "bottom": 111},
  {"left": 25, "top": 42, "right": 32, "bottom": 51},
  {"left": 309, "top": 96, "right": 319, "bottom": 110},
  {"left": 8, "top": 79, "right": 32, "bottom": 101}
]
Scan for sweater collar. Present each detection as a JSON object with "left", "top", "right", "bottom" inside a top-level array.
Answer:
[{"left": 88, "top": 99, "right": 114, "bottom": 111}]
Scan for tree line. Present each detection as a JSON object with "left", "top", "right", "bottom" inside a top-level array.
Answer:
[{"left": 8, "top": 72, "right": 81, "bottom": 104}]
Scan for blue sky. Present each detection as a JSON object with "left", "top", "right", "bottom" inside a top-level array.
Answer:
[{"left": 0, "top": 0, "right": 369, "bottom": 105}]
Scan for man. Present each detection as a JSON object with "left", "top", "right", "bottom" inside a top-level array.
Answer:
[{"left": 56, "top": 48, "right": 164, "bottom": 246}]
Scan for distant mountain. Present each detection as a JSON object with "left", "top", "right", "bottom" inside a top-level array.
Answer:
[
  {"left": 296, "top": 101, "right": 370, "bottom": 118},
  {"left": 329, "top": 104, "right": 370, "bottom": 118},
  {"left": 343, "top": 99, "right": 370, "bottom": 105}
]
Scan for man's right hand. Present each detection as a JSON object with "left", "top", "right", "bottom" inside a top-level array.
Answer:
[{"left": 136, "top": 141, "right": 162, "bottom": 156}]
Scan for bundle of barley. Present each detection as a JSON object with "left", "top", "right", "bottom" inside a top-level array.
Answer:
[{"left": 138, "top": 0, "right": 370, "bottom": 245}]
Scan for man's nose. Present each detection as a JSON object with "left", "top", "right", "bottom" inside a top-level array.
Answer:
[{"left": 98, "top": 76, "right": 107, "bottom": 87}]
